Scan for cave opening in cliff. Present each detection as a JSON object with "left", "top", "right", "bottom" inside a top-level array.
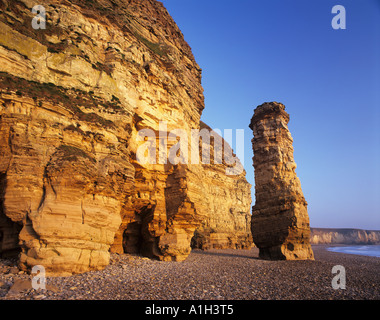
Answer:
[
  {"left": 122, "top": 204, "right": 160, "bottom": 258},
  {"left": 190, "top": 229, "right": 205, "bottom": 250},
  {"left": 0, "top": 173, "right": 22, "bottom": 258},
  {"left": 123, "top": 222, "right": 144, "bottom": 254}
]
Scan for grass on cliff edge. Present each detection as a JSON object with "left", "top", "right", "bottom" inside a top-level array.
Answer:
[{"left": 0, "top": 72, "right": 124, "bottom": 129}]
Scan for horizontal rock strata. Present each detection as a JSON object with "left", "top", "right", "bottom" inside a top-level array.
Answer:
[
  {"left": 249, "top": 102, "right": 314, "bottom": 260},
  {"left": 190, "top": 122, "right": 252, "bottom": 250},
  {"left": 311, "top": 228, "right": 380, "bottom": 245},
  {"left": 0, "top": 0, "right": 252, "bottom": 275}
]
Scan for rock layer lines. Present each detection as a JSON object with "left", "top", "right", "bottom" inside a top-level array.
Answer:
[
  {"left": 249, "top": 102, "right": 314, "bottom": 260},
  {"left": 0, "top": 0, "right": 252, "bottom": 275}
]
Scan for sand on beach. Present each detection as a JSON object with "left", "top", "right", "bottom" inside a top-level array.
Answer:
[{"left": 0, "top": 246, "right": 379, "bottom": 300}]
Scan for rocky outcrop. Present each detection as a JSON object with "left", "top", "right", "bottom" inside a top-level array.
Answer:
[
  {"left": 311, "top": 228, "right": 380, "bottom": 245},
  {"left": 249, "top": 102, "right": 314, "bottom": 260},
  {"left": 190, "top": 122, "right": 252, "bottom": 251},
  {"left": 0, "top": 0, "right": 252, "bottom": 275}
]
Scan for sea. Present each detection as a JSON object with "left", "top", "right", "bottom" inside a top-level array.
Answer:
[{"left": 327, "top": 245, "right": 380, "bottom": 258}]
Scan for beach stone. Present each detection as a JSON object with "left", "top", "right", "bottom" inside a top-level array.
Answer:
[
  {"left": 249, "top": 102, "right": 314, "bottom": 260},
  {"left": 0, "top": 266, "right": 9, "bottom": 273},
  {"left": 6, "top": 279, "right": 32, "bottom": 296},
  {"left": 8, "top": 266, "right": 19, "bottom": 274}
]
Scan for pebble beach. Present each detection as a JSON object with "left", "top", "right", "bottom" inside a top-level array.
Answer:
[{"left": 0, "top": 246, "right": 379, "bottom": 300}]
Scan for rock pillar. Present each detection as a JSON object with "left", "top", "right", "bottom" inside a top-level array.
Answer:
[{"left": 249, "top": 102, "right": 314, "bottom": 260}]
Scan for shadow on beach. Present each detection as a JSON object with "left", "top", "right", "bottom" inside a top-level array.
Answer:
[{"left": 191, "top": 248, "right": 260, "bottom": 260}]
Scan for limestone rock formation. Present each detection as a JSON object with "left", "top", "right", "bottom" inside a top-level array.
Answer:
[
  {"left": 249, "top": 102, "right": 314, "bottom": 260},
  {"left": 0, "top": 0, "right": 252, "bottom": 275},
  {"left": 310, "top": 228, "right": 380, "bottom": 245}
]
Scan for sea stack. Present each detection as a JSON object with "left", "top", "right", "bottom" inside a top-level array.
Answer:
[{"left": 249, "top": 102, "right": 314, "bottom": 260}]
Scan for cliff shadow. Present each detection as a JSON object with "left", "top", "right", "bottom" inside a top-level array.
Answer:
[
  {"left": 0, "top": 172, "right": 22, "bottom": 258},
  {"left": 122, "top": 204, "right": 161, "bottom": 259},
  {"left": 191, "top": 249, "right": 260, "bottom": 260}
]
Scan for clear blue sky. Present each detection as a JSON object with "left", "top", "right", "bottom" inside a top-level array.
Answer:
[{"left": 161, "top": 0, "right": 380, "bottom": 230}]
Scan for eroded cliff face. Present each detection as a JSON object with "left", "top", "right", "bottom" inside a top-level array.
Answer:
[
  {"left": 190, "top": 122, "right": 252, "bottom": 250},
  {"left": 310, "top": 228, "right": 380, "bottom": 245},
  {"left": 0, "top": 0, "right": 252, "bottom": 275},
  {"left": 249, "top": 102, "right": 314, "bottom": 260}
]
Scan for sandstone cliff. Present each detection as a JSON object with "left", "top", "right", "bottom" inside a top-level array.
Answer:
[
  {"left": 190, "top": 122, "right": 252, "bottom": 251},
  {"left": 310, "top": 228, "right": 380, "bottom": 245},
  {"left": 0, "top": 0, "right": 252, "bottom": 275},
  {"left": 249, "top": 102, "right": 314, "bottom": 260}
]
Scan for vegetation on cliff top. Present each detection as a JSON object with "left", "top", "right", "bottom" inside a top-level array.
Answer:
[{"left": 0, "top": 72, "right": 124, "bottom": 129}]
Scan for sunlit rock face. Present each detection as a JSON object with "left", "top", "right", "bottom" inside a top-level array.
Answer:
[
  {"left": 310, "top": 228, "right": 380, "bottom": 245},
  {"left": 249, "top": 102, "right": 314, "bottom": 261},
  {"left": 0, "top": 0, "right": 252, "bottom": 275}
]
